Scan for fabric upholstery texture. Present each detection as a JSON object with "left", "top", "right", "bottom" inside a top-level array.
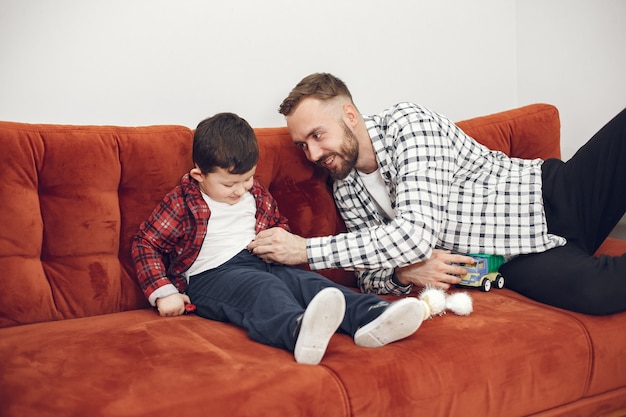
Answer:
[{"left": 1, "top": 104, "right": 626, "bottom": 417}]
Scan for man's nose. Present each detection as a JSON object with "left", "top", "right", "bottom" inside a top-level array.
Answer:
[{"left": 307, "top": 142, "right": 323, "bottom": 163}]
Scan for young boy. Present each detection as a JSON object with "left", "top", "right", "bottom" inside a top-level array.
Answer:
[{"left": 131, "top": 112, "right": 427, "bottom": 365}]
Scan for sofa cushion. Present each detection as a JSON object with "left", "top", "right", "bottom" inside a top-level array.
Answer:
[
  {"left": 324, "top": 289, "right": 597, "bottom": 416},
  {"left": 0, "top": 123, "right": 193, "bottom": 327},
  {"left": 3, "top": 290, "right": 624, "bottom": 417},
  {"left": 457, "top": 103, "right": 561, "bottom": 160},
  {"left": 0, "top": 309, "right": 350, "bottom": 417}
]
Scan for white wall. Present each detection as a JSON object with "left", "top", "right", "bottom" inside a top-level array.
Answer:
[
  {"left": 0, "top": 0, "right": 623, "bottom": 162},
  {"left": 516, "top": 0, "right": 626, "bottom": 160},
  {"left": 0, "top": 0, "right": 516, "bottom": 128}
]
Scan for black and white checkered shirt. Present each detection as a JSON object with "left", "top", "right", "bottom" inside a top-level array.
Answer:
[{"left": 307, "top": 102, "right": 566, "bottom": 294}]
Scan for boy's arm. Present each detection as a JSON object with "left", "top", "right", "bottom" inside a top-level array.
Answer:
[
  {"left": 131, "top": 233, "right": 180, "bottom": 306},
  {"left": 131, "top": 193, "right": 186, "bottom": 306}
]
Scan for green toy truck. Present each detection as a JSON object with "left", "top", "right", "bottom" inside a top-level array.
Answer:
[{"left": 458, "top": 254, "right": 505, "bottom": 292}]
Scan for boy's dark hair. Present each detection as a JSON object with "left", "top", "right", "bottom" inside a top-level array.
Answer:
[
  {"left": 193, "top": 112, "right": 259, "bottom": 175},
  {"left": 278, "top": 72, "right": 354, "bottom": 116}
]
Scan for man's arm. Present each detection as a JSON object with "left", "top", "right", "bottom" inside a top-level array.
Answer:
[
  {"left": 248, "top": 229, "right": 471, "bottom": 292},
  {"left": 393, "top": 250, "right": 472, "bottom": 290}
]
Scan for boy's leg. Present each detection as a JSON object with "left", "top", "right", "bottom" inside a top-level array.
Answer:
[
  {"left": 500, "top": 244, "right": 626, "bottom": 315},
  {"left": 353, "top": 297, "right": 426, "bottom": 348},
  {"left": 187, "top": 251, "right": 309, "bottom": 351},
  {"left": 294, "top": 287, "right": 345, "bottom": 365},
  {"left": 270, "top": 263, "right": 385, "bottom": 334},
  {"left": 270, "top": 264, "right": 426, "bottom": 343},
  {"left": 542, "top": 108, "right": 626, "bottom": 253}
]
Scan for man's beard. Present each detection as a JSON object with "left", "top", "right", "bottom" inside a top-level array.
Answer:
[{"left": 317, "top": 122, "right": 359, "bottom": 180}]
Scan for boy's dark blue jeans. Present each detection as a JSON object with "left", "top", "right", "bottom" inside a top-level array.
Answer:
[{"left": 187, "top": 250, "right": 387, "bottom": 352}]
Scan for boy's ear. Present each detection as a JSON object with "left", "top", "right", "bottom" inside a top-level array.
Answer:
[{"left": 189, "top": 165, "right": 204, "bottom": 182}]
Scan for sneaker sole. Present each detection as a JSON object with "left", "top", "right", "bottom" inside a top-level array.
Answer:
[
  {"left": 354, "top": 297, "right": 424, "bottom": 348},
  {"left": 294, "top": 287, "right": 346, "bottom": 365}
]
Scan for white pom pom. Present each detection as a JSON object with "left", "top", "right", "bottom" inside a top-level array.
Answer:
[
  {"left": 445, "top": 292, "right": 473, "bottom": 316},
  {"left": 419, "top": 287, "right": 447, "bottom": 317}
]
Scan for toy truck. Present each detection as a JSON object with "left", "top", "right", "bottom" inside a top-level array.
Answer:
[{"left": 458, "top": 254, "right": 505, "bottom": 292}]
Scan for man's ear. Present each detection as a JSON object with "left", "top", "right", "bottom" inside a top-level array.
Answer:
[
  {"left": 343, "top": 103, "right": 359, "bottom": 127},
  {"left": 189, "top": 165, "right": 204, "bottom": 183}
]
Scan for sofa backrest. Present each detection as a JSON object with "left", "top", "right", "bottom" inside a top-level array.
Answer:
[
  {"left": 456, "top": 103, "right": 561, "bottom": 160},
  {"left": 0, "top": 124, "right": 194, "bottom": 327},
  {"left": 0, "top": 103, "right": 560, "bottom": 328}
]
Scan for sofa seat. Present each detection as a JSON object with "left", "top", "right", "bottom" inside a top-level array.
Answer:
[
  {"left": 2, "top": 290, "right": 625, "bottom": 417},
  {"left": 2, "top": 104, "right": 626, "bottom": 417},
  {"left": 0, "top": 309, "right": 350, "bottom": 417}
]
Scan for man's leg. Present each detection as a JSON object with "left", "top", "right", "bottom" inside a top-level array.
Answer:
[
  {"left": 500, "top": 244, "right": 626, "bottom": 315},
  {"left": 542, "top": 108, "right": 626, "bottom": 253}
]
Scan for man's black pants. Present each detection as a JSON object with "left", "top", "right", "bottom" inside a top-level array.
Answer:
[{"left": 501, "top": 108, "right": 626, "bottom": 315}]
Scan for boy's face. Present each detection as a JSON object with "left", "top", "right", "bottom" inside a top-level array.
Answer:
[{"left": 191, "top": 166, "right": 256, "bottom": 205}]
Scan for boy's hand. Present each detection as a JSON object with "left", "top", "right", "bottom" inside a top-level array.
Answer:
[
  {"left": 247, "top": 227, "right": 308, "bottom": 265},
  {"left": 156, "top": 293, "right": 191, "bottom": 317}
]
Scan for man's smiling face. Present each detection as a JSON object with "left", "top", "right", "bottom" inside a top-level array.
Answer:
[{"left": 287, "top": 97, "right": 359, "bottom": 180}]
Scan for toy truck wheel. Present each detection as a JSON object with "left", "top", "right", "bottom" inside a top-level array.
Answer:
[
  {"left": 481, "top": 278, "right": 492, "bottom": 292},
  {"left": 495, "top": 274, "right": 505, "bottom": 289}
]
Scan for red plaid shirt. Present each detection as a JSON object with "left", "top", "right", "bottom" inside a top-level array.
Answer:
[{"left": 131, "top": 173, "right": 289, "bottom": 304}]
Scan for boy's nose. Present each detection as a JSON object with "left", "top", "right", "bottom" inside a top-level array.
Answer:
[{"left": 233, "top": 183, "right": 247, "bottom": 196}]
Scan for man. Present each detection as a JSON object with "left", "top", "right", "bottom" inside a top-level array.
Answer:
[{"left": 248, "top": 72, "right": 626, "bottom": 315}]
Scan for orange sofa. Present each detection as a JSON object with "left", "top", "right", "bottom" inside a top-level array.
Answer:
[{"left": 1, "top": 104, "right": 626, "bottom": 417}]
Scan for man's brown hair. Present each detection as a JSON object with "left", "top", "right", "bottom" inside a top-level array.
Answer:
[{"left": 278, "top": 73, "right": 354, "bottom": 116}]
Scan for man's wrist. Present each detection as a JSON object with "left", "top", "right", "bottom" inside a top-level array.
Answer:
[{"left": 392, "top": 271, "right": 410, "bottom": 286}]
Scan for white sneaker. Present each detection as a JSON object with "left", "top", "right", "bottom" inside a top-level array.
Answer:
[
  {"left": 354, "top": 297, "right": 425, "bottom": 348},
  {"left": 294, "top": 287, "right": 346, "bottom": 365}
]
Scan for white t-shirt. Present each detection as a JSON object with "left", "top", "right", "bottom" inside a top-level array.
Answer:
[
  {"left": 358, "top": 168, "right": 394, "bottom": 220},
  {"left": 184, "top": 191, "right": 257, "bottom": 279}
]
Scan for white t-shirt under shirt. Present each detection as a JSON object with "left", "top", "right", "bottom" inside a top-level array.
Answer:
[
  {"left": 184, "top": 191, "right": 257, "bottom": 279},
  {"left": 358, "top": 168, "right": 394, "bottom": 220}
]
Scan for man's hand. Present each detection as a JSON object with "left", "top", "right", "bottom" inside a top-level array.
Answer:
[
  {"left": 247, "top": 227, "right": 308, "bottom": 265},
  {"left": 395, "top": 250, "right": 474, "bottom": 290},
  {"left": 156, "top": 293, "right": 191, "bottom": 317}
]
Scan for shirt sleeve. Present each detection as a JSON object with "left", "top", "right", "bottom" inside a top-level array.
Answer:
[{"left": 131, "top": 190, "right": 187, "bottom": 305}]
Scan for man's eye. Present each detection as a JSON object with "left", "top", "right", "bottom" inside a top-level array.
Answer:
[{"left": 296, "top": 142, "right": 307, "bottom": 149}]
